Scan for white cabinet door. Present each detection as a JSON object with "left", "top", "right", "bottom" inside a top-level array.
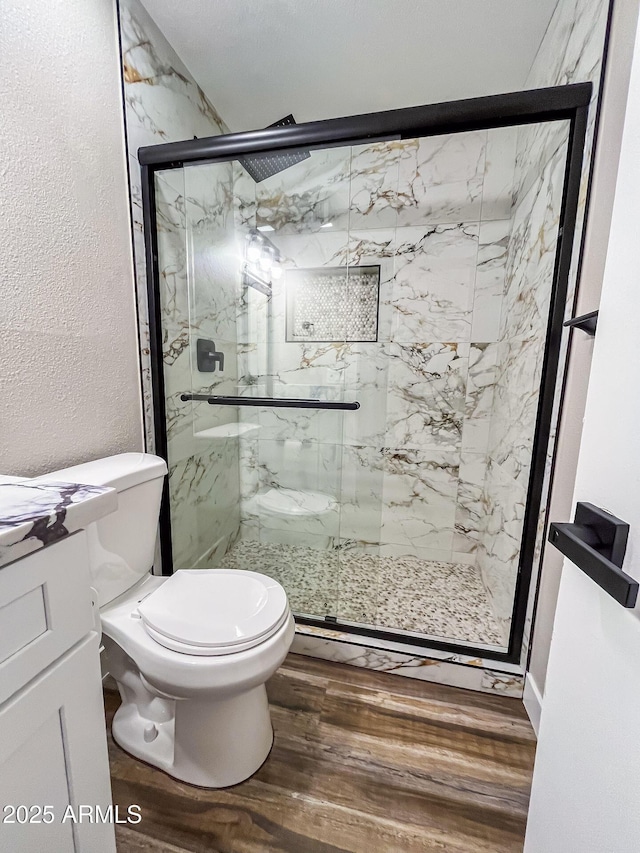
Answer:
[{"left": 0, "top": 633, "right": 116, "bottom": 853}]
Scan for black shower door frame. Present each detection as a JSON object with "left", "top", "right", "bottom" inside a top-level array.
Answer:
[{"left": 140, "top": 83, "right": 591, "bottom": 665}]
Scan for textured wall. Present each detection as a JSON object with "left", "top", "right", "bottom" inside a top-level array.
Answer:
[{"left": 0, "top": 0, "right": 143, "bottom": 475}]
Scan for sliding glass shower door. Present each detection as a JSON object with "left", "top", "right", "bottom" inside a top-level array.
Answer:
[{"left": 147, "top": 88, "right": 588, "bottom": 660}]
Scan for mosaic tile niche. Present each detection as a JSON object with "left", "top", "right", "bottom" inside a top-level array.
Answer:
[{"left": 286, "top": 266, "right": 381, "bottom": 342}]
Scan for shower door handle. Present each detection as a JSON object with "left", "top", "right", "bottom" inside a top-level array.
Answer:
[
  {"left": 180, "top": 393, "right": 360, "bottom": 411},
  {"left": 548, "top": 502, "right": 637, "bottom": 607}
]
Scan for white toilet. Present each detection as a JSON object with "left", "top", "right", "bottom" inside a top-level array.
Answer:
[{"left": 40, "top": 452, "right": 295, "bottom": 788}]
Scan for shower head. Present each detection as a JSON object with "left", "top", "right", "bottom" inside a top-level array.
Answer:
[{"left": 239, "top": 115, "right": 310, "bottom": 183}]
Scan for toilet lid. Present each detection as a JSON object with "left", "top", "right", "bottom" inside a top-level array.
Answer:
[{"left": 136, "top": 569, "right": 289, "bottom": 656}]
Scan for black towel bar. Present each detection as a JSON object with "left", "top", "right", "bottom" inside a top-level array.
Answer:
[{"left": 180, "top": 393, "right": 360, "bottom": 411}]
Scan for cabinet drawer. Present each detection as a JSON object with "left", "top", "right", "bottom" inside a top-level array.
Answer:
[{"left": 0, "top": 533, "right": 94, "bottom": 704}]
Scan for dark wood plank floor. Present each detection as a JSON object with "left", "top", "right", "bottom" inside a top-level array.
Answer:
[{"left": 107, "top": 653, "right": 536, "bottom": 853}]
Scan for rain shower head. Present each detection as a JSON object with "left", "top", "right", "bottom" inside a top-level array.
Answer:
[{"left": 239, "top": 115, "right": 310, "bottom": 183}]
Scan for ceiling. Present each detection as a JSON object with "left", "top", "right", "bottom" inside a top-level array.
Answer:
[{"left": 140, "top": 0, "right": 560, "bottom": 132}]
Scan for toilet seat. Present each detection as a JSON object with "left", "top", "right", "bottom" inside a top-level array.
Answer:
[{"left": 136, "top": 569, "right": 289, "bottom": 656}]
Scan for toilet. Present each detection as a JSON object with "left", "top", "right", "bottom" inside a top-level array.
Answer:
[{"left": 39, "top": 452, "right": 295, "bottom": 788}]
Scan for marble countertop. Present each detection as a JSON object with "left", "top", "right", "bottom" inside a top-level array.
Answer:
[{"left": 0, "top": 478, "right": 117, "bottom": 569}]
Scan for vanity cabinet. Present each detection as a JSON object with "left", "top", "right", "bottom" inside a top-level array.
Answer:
[{"left": 0, "top": 533, "right": 116, "bottom": 853}]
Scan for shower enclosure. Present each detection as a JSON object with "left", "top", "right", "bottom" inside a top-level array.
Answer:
[{"left": 141, "top": 84, "right": 589, "bottom": 663}]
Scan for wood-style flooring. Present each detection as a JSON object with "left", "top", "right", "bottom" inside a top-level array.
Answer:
[{"left": 107, "top": 654, "right": 536, "bottom": 853}]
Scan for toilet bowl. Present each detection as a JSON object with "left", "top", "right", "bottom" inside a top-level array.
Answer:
[{"left": 38, "top": 453, "right": 295, "bottom": 788}]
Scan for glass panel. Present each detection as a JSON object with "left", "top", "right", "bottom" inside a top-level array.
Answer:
[{"left": 155, "top": 115, "right": 571, "bottom": 655}]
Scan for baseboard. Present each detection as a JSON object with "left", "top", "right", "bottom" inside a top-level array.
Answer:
[{"left": 523, "top": 673, "right": 543, "bottom": 737}]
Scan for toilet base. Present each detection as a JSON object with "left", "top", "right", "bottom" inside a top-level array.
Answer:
[{"left": 111, "top": 683, "right": 274, "bottom": 788}]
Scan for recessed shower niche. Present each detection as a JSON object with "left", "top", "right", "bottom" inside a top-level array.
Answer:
[
  {"left": 286, "top": 266, "right": 380, "bottom": 342},
  {"left": 142, "top": 87, "right": 589, "bottom": 662}
]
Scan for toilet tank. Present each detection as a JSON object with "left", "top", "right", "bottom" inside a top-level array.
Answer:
[{"left": 38, "top": 453, "right": 167, "bottom": 607}]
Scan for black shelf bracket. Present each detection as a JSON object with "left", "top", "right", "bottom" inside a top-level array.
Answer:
[
  {"left": 549, "top": 502, "right": 637, "bottom": 607},
  {"left": 563, "top": 309, "right": 598, "bottom": 336}
]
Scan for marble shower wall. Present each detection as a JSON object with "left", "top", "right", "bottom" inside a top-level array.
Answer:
[
  {"left": 476, "top": 0, "right": 611, "bottom": 645},
  {"left": 118, "top": 0, "right": 241, "bottom": 567},
  {"left": 514, "top": 0, "right": 611, "bottom": 662},
  {"left": 476, "top": 129, "right": 569, "bottom": 641},
  {"left": 234, "top": 130, "right": 519, "bottom": 596}
]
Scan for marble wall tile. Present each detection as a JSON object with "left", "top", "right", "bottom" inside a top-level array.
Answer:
[
  {"left": 154, "top": 158, "right": 244, "bottom": 568},
  {"left": 265, "top": 339, "right": 349, "bottom": 389},
  {"left": 488, "top": 340, "right": 542, "bottom": 487},
  {"left": 526, "top": 0, "right": 607, "bottom": 92},
  {"left": 342, "top": 343, "right": 389, "bottom": 447},
  {"left": 384, "top": 342, "right": 468, "bottom": 451},
  {"left": 477, "top": 457, "right": 526, "bottom": 642},
  {"left": 155, "top": 173, "right": 187, "bottom": 334},
  {"left": 232, "top": 160, "right": 256, "bottom": 229},
  {"left": 390, "top": 224, "right": 479, "bottom": 342},
  {"left": 120, "top": 1, "right": 226, "bottom": 154},
  {"left": 394, "top": 132, "right": 486, "bottom": 226},
  {"left": 185, "top": 168, "right": 239, "bottom": 345},
  {"left": 254, "top": 147, "right": 352, "bottom": 234},
  {"left": 258, "top": 403, "right": 344, "bottom": 446},
  {"left": 271, "top": 229, "right": 351, "bottom": 272},
  {"left": 168, "top": 442, "right": 240, "bottom": 568},
  {"left": 461, "top": 342, "right": 498, "bottom": 454},
  {"left": 380, "top": 448, "right": 459, "bottom": 551},
  {"left": 119, "top": 0, "right": 230, "bottom": 451},
  {"left": 513, "top": 120, "right": 569, "bottom": 210},
  {"left": 339, "top": 445, "right": 385, "bottom": 544},
  {"left": 256, "top": 438, "right": 343, "bottom": 500},
  {"left": 453, "top": 451, "right": 488, "bottom": 555},
  {"left": 471, "top": 219, "right": 509, "bottom": 341},
  {"left": 481, "top": 127, "right": 517, "bottom": 220},
  {"left": 348, "top": 141, "right": 401, "bottom": 230},
  {"left": 501, "top": 144, "right": 568, "bottom": 342},
  {"left": 238, "top": 437, "right": 260, "bottom": 502}
]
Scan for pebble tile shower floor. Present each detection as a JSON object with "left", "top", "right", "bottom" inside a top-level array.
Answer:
[{"left": 222, "top": 540, "right": 503, "bottom": 646}]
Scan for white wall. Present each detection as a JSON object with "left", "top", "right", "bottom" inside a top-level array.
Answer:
[{"left": 0, "top": 0, "right": 143, "bottom": 476}]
